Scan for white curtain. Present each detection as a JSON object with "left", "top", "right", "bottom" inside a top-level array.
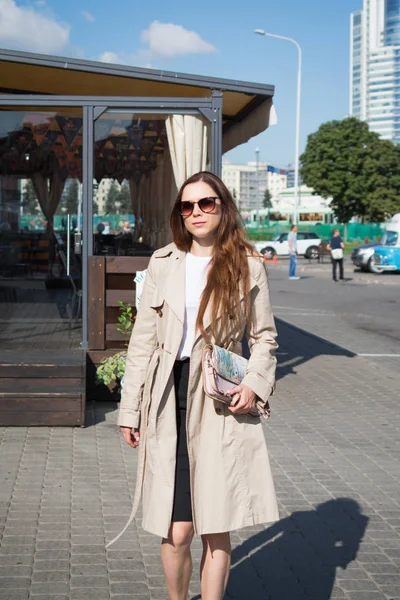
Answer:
[
  {"left": 165, "top": 114, "right": 208, "bottom": 189},
  {"left": 31, "top": 171, "right": 67, "bottom": 272},
  {"left": 31, "top": 171, "right": 66, "bottom": 226},
  {"left": 128, "top": 114, "right": 207, "bottom": 249},
  {"left": 152, "top": 146, "right": 177, "bottom": 247},
  {"left": 130, "top": 148, "right": 177, "bottom": 248},
  {"left": 222, "top": 98, "right": 277, "bottom": 154}
]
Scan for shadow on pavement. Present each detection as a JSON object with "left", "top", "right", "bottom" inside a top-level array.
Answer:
[
  {"left": 224, "top": 498, "right": 368, "bottom": 600},
  {"left": 91, "top": 319, "right": 358, "bottom": 426},
  {"left": 274, "top": 318, "right": 356, "bottom": 382}
]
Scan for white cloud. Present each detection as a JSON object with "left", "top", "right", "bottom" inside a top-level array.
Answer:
[
  {"left": 141, "top": 20, "right": 216, "bottom": 58},
  {"left": 99, "top": 51, "right": 122, "bottom": 63},
  {"left": 98, "top": 21, "right": 216, "bottom": 68},
  {"left": 35, "top": 0, "right": 46, "bottom": 6},
  {"left": 98, "top": 50, "right": 153, "bottom": 68},
  {"left": 0, "top": 0, "right": 70, "bottom": 53},
  {"left": 82, "top": 10, "right": 95, "bottom": 23}
]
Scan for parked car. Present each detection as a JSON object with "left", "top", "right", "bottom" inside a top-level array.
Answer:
[
  {"left": 351, "top": 242, "right": 380, "bottom": 272},
  {"left": 370, "top": 214, "right": 400, "bottom": 274},
  {"left": 253, "top": 232, "right": 321, "bottom": 260}
]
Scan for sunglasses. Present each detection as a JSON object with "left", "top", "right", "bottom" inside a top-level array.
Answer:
[{"left": 179, "top": 196, "right": 218, "bottom": 217}]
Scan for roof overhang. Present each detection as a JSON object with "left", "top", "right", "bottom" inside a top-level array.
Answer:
[{"left": 0, "top": 48, "right": 276, "bottom": 152}]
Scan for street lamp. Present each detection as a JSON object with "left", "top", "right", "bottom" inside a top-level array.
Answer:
[
  {"left": 254, "top": 28, "right": 302, "bottom": 225},
  {"left": 255, "top": 147, "right": 260, "bottom": 224}
]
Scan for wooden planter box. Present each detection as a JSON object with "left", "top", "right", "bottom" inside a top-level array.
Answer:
[
  {"left": 0, "top": 350, "right": 86, "bottom": 426},
  {"left": 86, "top": 255, "right": 151, "bottom": 403}
]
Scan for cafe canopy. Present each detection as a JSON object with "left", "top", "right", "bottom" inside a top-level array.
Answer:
[{"left": 0, "top": 48, "right": 276, "bottom": 247}]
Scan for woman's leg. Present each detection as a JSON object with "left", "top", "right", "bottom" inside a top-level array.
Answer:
[
  {"left": 200, "top": 532, "right": 231, "bottom": 600},
  {"left": 161, "top": 521, "right": 194, "bottom": 600}
]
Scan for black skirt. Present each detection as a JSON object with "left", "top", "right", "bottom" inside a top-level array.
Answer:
[{"left": 171, "top": 359, "right": 193, "bottom": 522}]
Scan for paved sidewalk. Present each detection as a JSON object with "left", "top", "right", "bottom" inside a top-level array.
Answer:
[
  {"left": 1, "top": 320, "right": 400, "bottom": 600},
  {"left": 268, "top": 262, "right": 400, "bottom": 375},
  {"left": 268, "top": 256, "right": 400, "bottom": 286}
]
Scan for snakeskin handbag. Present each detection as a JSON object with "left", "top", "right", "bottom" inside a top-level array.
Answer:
[{"left": 202, "top": 344, "right": 271, "bottom": 419}]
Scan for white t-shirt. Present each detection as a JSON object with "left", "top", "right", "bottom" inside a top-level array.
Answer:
[{"left": 177, "top": 253, "right": 211, "bottom": 360}]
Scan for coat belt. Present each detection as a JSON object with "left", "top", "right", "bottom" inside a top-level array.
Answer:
[{"left": 105, "top": 349, "right": 161, "bottom": 548}]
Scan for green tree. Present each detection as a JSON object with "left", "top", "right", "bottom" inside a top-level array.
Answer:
[
  {"left": 105, "top": 180, "right": 120, "bottom": 213},
  {"left": 64, "top": 178, "right": 79, "bottom": 213},
  {"left": 23, "top": 179, "right": 39, "bottom": 214},
  {"left": 363, "top": 140, "right": 400, "bottom": 221},
  {"left": 118, "top": 182, "right": 132, "bottom": 213},
  {"left": 300, "top": 117, "right": 380, "bottom": 223},
  {"left": 263, "top": 189, "right": 272, "bottom": 209},
  {"left": 57, "top": 178, "right": 79, "bottom": 215}
]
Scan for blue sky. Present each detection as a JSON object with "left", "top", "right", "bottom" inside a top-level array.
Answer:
[{"left": 0, "top": 0, "right": 362, "bottom": 167}]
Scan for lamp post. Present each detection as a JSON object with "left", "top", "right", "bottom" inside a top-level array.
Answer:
[
  {"left": 255, "top": 147, "right": 260, "bottom": 225},
  {"left": 254, "top": 29, "right": 302, "bottom": 225}
]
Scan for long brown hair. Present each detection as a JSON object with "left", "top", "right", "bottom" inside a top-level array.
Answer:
[{"left": 170, "top": 171, "right": 258, "bottom": 343}]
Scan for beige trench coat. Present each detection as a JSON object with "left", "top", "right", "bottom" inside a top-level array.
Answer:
[{"left": 110, "top": 242, "right": 279, "bottom": 544}]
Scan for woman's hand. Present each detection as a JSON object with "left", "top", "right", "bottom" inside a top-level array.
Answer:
[
  {"left": 120, "top": 427, "right": 140, "bottom": 448},
  {"left": 226, "top": 384, "right": 256, "bottom": 415}
]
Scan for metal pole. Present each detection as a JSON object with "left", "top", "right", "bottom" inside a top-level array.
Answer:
[
  {"left": 254, "top": 30, "right": 302, "bottom": 225},
  {"left": 81, "top": 105, "right": 94, "bottom": 351},
  {"left": 255, "top": 148, "right": 260, "bottom": 225},
  {"left": 66, "top": 214, "right": 70, "bottom": 277},
  {"left": 77, "top": 181, "right": 82, "bottom": 233},
  {"left": 293, "top": 43, "right": 302, "bottom": 225}
]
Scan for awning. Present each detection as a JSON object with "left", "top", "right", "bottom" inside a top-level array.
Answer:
[{"left": 0, "top": 48, "right": 276, "bottom": 152}]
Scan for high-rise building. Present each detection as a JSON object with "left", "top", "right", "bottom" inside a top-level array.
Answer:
[
  {"left": 350, "top": 0, "right": 400, "bottom": 143},
  {"left": 222, "top": 163, "right": 287, "bottom": 211},
  {"left": 286, "top": 163, "right": 303, "bottom": 189}
]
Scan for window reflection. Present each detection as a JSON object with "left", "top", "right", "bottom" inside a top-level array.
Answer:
[{"left": 0, "top": 109, "right": 83, "bottom": 349}]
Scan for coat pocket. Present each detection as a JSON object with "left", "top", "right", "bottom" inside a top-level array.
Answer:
[{"left": 150, "top": 293, "right": 165, "bottom": 318}]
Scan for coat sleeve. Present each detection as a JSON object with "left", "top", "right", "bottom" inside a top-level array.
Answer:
[
  {"left": 241, "top": 259, "right": 278, "bottom": 405},
  {"left": 117, "top": 257, "right": 158, "bottom": 429}
]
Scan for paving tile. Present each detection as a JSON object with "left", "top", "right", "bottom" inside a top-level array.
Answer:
[
  {"left": 34, "top": 550, "right": 70, "bottom": 561},
  {"left": 0, "top": 566, "right": 32, "bottom": 577},
  {"left": 70, "top": 575, "right": 109, "bottom": 588},
  {"left": 0, "top": 577, "right": 31, "bottom": 588},
  {"left": 2, "top": 298, "right": 400, "bottom": 600},
  {"left": 70, "top": 592, "right": 110, "bottom": 600},
  {"left": 0, "top": 592, "right": 29, "bottom": 600}
]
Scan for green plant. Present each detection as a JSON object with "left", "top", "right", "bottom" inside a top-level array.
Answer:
[
  {"left": 95, "top": 301, "right": 135, "bottom": 387},
  {"left": 95, "top": 350, "right": 127, "bottom": 386},
  {"left": 117, "top": 301, "right": 135, "bottom": 336}
]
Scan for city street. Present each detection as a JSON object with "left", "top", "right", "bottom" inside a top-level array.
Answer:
[
  {"left": 268, "top": 257, "right": 400, "bottom": 373},
  {"left": 1, "top": 260, "right": 400, "bottom": 600}
]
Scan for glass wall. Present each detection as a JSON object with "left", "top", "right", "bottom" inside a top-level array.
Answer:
[
  {"left": 92, "top": 111, "right": 210, "bottom": 256},
  {"left": 386, "top": 0, "right": 400, "bottom": 45},
  {"left": 0, "top": 108, "right": 83, "bottom": 349}
]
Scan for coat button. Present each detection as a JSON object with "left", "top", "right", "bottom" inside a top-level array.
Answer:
[{"left": 215, "top": 407, "right": 222, "bottom": 415}]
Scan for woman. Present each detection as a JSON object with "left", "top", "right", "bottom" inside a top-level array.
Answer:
[
  {"left": 113, "top": 172, "right": 279, "bottom": 600},
  {"left": 327, "top": 228, "right": 345, "bottom": 281}
]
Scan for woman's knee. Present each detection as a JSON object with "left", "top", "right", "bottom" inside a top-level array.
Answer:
[
  {"left": 163, "top": 522, "right": 194, "bottom": 550},
  {"left": 201, "top": 532, "right": 231, "bottom": 554}
]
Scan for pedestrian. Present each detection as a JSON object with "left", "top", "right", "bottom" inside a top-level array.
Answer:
[
  {"left": 120, "top": 220, "right": 131, "bottom": 235},
  {"left": 327, "top": 228, "right": 345, "bottom": 281},
  {"left": 110, "top": 171, "right": 279, "bottom": 600},
  {"left": 288, "top": 223, "right": 300, "bottom": 279}
]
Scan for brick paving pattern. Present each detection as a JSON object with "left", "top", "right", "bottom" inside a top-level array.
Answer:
[{"left": 1, "top": 317, "right": 400, "bottom": 599}]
